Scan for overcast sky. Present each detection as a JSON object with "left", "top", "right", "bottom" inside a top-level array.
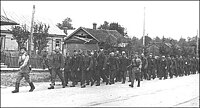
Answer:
[{"left": 1, "top": 1, "right": 199, "bottom": 40}]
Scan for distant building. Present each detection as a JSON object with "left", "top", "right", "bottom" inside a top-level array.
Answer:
[
  {"left": 1, "top": 15, "right": 19, "bottom": 52},
  {"left": 64, "top": 23, "right": 126, "bottom": 55}
]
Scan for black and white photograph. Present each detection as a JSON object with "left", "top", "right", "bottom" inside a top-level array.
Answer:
[{"left": 0, "top": 1, "right": 199, "bottom": 107}]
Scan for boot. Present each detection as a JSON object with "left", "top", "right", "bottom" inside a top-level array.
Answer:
[
  {"left": 29, "top": 82, "right": 35, "bottom": 92},
  {"left": 137, "top": 81, "right": 140, "bottom": 87},
  {"left": 91, "top": 81, "right": 94, "bottom": 86},
  {"left": 62, "top": 82, "right": 66, "bottom": 88},
  {"left": 96, "top": 83, "right": 100, "bottom": 86},
  {"left": 12, "top": 82, "right": 19, "bottom": 93},
  {"left": 48, "top": 84, "right": 54, "bottom": 89},
  {"left": 129, "top": 84, "right": 133, "bottom": 87},
  {"left": 81, "top": 85, "right": 86, "bottom": 88}
]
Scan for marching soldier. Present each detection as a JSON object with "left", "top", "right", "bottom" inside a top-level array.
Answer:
[
  {"left": 115, "top": 51, "right": 121, "bottom": 82},
  {"left": 87, "top": 51, "right": 96, "bottom": 86},
  {"left": 80, "top": 50, "right": 93, "bottom": 88},
  {"left": 96, "top": 48, "right": 108, "bottom": 86},
  {"left": 48, "top": 47, "right": 65, "bottom": 89},
  {"left": 119, "top": 51, "right": 129, "bottom": 84},
  {"left": 159, "top": 55, "right": 167, "bottom": 80},
  {"left": 12, "top": 47, "right": 35, "bottom": 93},
  {"left": 167, "top": 55, "right": 173, "bottom": 79},
  {"left": 171, "top": 56, "right": 178, "bottom": 77},
  {"left": 141, "top": 53, "right": 148, "bottom": 81},
  {"left": 42, "top": 51, "right": 54, "bottom": 85},
  {"left": 128, "top": 52, "right": 142, "bottom": 87},
  {"left": 70, "top": 50, "right": 80, "bottom": 87},
  {"left": 64, "top": 52, "right": 72, "bottom": 86},
  {"left": 128, "top": 54, "right": 133, "bottom": 82},
  {"left": 147, "top": 54, "right": 156, "bottom": 80},
  {"left": 107, "top": 52, "right": 119, "bottom": 84},
  {"left": 191, "top": 57, "right": 196, "bottom": 74}
]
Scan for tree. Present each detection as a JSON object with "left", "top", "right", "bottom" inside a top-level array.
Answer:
[
  {"left": 98, "top": 21, "right": 127, "bottom": 36},
  {"left": 11, "top": 24, "right": 30, "bottom": 49},
  {"left": 140, "top": 35, "right": 152, "bottom": 46},
  {"left": 33, "top": 23, "right": 50, "bottom": 55},
  {"left": 57, "top": 17, "right": 75, "bottom": 35},
  {"left": 98, "top": 21, "right": 109, "bottom": 30}
]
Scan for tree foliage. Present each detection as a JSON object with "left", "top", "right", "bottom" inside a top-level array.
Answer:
[
  {"left": 33, "top": 23, "right": 50, "bottom": 55},
  {"left": 11, "top": 24, "right": 30, "bottom": 49},
  {"left": 57, "top": 17, "right": 75, "bottom": 35},
  {"left": 98, "top": 21, "right": 127, "bottom": 36}
]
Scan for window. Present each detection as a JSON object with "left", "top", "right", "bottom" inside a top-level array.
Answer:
[{"left": 55, "top": 39, "right": 61, "bottom": 47}]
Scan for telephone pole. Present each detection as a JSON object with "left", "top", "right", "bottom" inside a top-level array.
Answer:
[
  {"left": 28, "top": 5, "right": 35, "bottom": 56},
  {"left": 143, "top": 7, "right": 146, "bottom": 54}
]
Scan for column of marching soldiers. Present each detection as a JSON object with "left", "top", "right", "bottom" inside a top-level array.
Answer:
[{"left": 43, "top": 48, "right": 199, "bottom": 89}]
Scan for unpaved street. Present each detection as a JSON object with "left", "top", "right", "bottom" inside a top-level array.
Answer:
[{"left": 1, "top": 74, "right": 199, "bottom": 107}]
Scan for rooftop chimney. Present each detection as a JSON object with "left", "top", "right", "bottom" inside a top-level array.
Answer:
[{"left": 93, "top": 23, "right": 97, "bottom": 30}]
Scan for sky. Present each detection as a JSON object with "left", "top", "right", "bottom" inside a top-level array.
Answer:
[{"left": 1, "top": 1, "right": 199, "bottom": 40}]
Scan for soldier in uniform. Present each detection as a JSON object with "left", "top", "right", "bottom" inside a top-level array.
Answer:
[
  {"left": 64, "top": 52, "right": 72, "bottom": 86},
  {"left": 48, "top": 47, "right": 65, "bottom": 89},
  {"left": 171, "top": 56, "right": 178, "bottom": 77},
  {"left": 197, "top": 57, "right": 199, "bottom": 73},
  {"left": 12, "top": 47, "right": 35, "bottom": 93},
  {"left": 80, "top": 50, "right": 93, "bottom": 88},
  {"left": 159, "top": 55, "right": 167, "bottom": 80},
  {"left": 70, "top": 50, "right": 80, "bottom": 87},
  {"left": 147, "top": 54, "right": 156, "bottom": 80},
  {"left": 42, "top": 50, "right": 54, "bottom": 85},
  {"left": 107, "top": 52, "right": 119, "bottom": 84},
  {"left": 115, "top": 51, "right": 121, "bottom": 82},
  {"left": 87, "top": 51, "right": 96, "bottom": 86},
  {"left": 96, "top": 48, "right": 108, "bottom": 86},
  {"left": 119, "top": 51, "right": 129, "bottom": 84},
  {"left": 167, "top": 55, "right": 173, "bottom": 79},
  {"left": 128, "top": 52, "right": 142, "bottom": 87},
  {"left": 141, "top": 53, "right": 148, "bottom": 81}
]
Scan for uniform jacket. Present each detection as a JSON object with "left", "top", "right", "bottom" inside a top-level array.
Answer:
[
  {"left": 119, "top": 56, "right": 129, "bottom": 71},
  {"left": 107, "top": 56, "right": 119, "bottom": 71},
  {"left": 64, "top": 56, "right": 72, "bottom": 71},
  {"left": 96, "top": 52, "right": 106, "bottom": 69},
  {"left": 147, "top": 57, "right": 156, "bottom": 69},
  {"left": 160, "top": 58, "right": 167, "bottom": 69},
  {"left": 71, "top": 55, "right": 80, "bottom": 71},
  {"left": 52, "top": 52, "right": 64, "bottom": 69}
]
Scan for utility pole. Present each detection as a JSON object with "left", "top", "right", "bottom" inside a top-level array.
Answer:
[
  {"left": 28, "top": 5, "right": 35, "bottom": 57},
  {"left": 143, "top": 7, "right": 146, "bottom": 54}
]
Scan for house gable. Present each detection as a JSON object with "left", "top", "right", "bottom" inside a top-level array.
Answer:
[{"left": 65, "top": 28, "right": 98, "bottom": 44}]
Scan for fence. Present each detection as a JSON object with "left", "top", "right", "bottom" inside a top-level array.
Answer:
[{"left": 1, "top": 51, "right": 43, "bottom": 68}]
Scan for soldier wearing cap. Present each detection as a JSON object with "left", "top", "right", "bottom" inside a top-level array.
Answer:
[
  {"left": 107, "top": 51, "right": 119, "bottom": 84},
  {"left": 119, "top": 51, "right": 129, "bottom": 84},
  {"left": 48, "top": 47, "right": 65, "bottom": 89},
  {"left": 96, "top": 48, "right": 108, "bottom": 86},
  {"left": 147, "top": 53, "right": 156, "bottom": 80},
  {"left": 128, "top": 52, "right": 142, "bottom": 87},
  {"left": 171, "top": 56, "right": 178, "bottom": 77},
  {"left": 114, "top": 50, "right": 121, "bottom": 82},
  {"left": 141, "top": 53, "right": 148, "bottom": 81},
  {"left": 159, "top": 55, "right": 167, "bottom": 80},
  {"left": 64, "top": 51, "right": 72, "bottom": 86},
  {"left": 70, "top": 50, "right": 80, "bottom": 87},
  {"left": 166, "top": 55, "right": 173, "bottom": 79}
]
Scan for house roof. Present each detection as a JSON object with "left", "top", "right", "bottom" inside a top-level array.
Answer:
[
  {"left": 1, "top": 11, "right": 66, "bottom": 36},
  {"left": 1, "top": 15, "right": 19, "bottom": 25},
  {"left": 65, "top": 27, "right": 126, "bottom": 44}
]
